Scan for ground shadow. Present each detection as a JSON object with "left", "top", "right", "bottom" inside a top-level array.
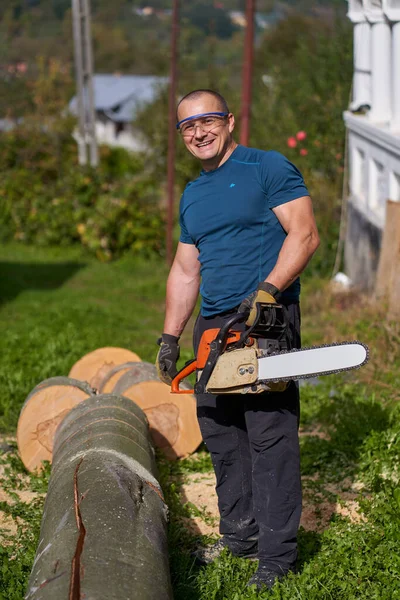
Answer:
[
  {"left": 299, "top": 389, "right": 390, "bottom": 480},
  {"left": 297, "top": 528, "right": 322, "bottom": 570},
  {"left": 0, "top": 261, "right": 86, "bottom": 306}
]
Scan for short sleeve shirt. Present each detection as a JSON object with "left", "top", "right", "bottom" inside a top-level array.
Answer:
[{"left": 179, "top": 145, "right": 309, "bottom": 316}]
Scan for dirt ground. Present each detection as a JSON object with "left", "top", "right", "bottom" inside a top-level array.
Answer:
[
  {"left": 178, "top": 428, "right": 366, "bottom": 537},
  {"left": 0, "top": 441, "right": 40, "bottom": 539},
  {"left": 0, "top": 430, "right": 366, "bottom": 543},
  {"left": 178, "top": 471, "right": 365, "bottom": 537}
]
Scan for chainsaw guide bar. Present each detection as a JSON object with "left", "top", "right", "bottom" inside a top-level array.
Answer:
[{"left": 256, "top": 341, "right": 370, "bottom": 383}]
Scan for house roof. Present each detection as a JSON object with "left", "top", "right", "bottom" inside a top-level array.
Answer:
[{"left": 69, "top": 74, "right": 168, "bottom": 122}]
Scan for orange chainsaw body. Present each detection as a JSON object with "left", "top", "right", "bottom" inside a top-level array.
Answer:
[{"left": 171, "top": 329, "right": 253, "bottom": 393}]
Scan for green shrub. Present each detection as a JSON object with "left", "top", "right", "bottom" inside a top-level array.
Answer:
[{"left": 0, "top": 131, "right": 165, "bottom": 261}]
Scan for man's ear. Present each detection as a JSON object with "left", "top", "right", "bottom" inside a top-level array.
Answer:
[{"left": 228, "top": 113, "right": 235, "bottom": 133}]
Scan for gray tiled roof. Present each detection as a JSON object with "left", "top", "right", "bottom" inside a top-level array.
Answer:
[{"left": 69, "top": 74, "right": 168, "bottom": 122}]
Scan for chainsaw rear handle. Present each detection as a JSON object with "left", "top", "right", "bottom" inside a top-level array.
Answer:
[
  {"left": 195, "top": 312, "right": 248, "bottom": 394},
  {"left": 170, "top": 312, "right": 248, "bottom": 394},
  {"left": 171, "top": 359, "right": 197, "bottom": 394}
]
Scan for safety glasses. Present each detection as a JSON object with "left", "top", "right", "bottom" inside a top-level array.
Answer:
[{"left": 176, "top": 112, "right": 229, "bottom": 137}]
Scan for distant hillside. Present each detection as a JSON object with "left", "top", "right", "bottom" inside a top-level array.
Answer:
[
  {"left": 0, "top": 0, "right": 346, "bottom": 74},
  {"left": 0, "top": 0, "right": 347, "bottom": 121}
]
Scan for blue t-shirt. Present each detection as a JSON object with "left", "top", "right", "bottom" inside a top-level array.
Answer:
[{"left": 179, "top": 145, "right": 309, "bottom": 317}]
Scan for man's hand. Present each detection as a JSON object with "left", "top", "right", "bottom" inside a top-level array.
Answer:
[
  {"left": 156, "top": 334, "right": 180, "bottom": 385},
  {"left": 238, "top": 282, "right": 280, "bottom": 326}
]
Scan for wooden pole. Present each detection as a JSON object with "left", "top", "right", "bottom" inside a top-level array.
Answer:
[
  {"left": 26, "top": 394, "right": 172, "bottom": 600},
  {"left": 166, "top": 0, "right": 180, "bottom": 265},
  {"left": 240, "top": 0, "right": 255, "bottom": 146},
  {"left": 375, "top": 200, "right": 400, "bottom": 299}
]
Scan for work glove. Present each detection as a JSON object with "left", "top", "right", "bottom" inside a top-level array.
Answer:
[
  {"left": 156, "top": 333, "right": 180, "bottom": 385},
  {"left": 238, "top": 282, "right": 281, "bottom": 326},
  {"left": 239, "top": 283, "right": 288, "bottom": 393}
]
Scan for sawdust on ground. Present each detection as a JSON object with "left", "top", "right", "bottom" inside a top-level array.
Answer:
[
  {"left": 0, "top": 433, "right": 366, "bottom": 541},
  {"left": 0, "top": 437, "right": 41, "bottom": 539},
  {"left": 178, "top": 430, "right": 366, "bottom": 537}
]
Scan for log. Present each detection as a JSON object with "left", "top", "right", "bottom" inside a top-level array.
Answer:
[
  {"left": 98, "top": 361, "right": 143, "bottom": 393},
  {"left": 113, "top": 362, "right": 202, "bottom": 460},
  {"left": 25, "top": 393, "right": 172, "bottom": 600},
  {"left": 68, "top": 347, "right": 141, "bottom": 389},
  {"left": 17, "top": 377, "right": 95, "bottom": 472}
]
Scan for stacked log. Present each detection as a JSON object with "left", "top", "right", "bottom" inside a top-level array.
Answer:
[
  {"left": 18, "top": 353, "right": 201, "bottom": 470},
  {"left": 25, "top": 394, "right": 172, "bottom": 600},
  {"left": 98, "top": 361, "right": 142, "bottom": 393},
  {"left": 68, "top": 347, "right": 141, "bottom": 389},
  {"left": 113, "top": 362, "right": 202, "bottom": 460},
  {"left": 17, "top": 377, "right": 95, "bottom": 472}
]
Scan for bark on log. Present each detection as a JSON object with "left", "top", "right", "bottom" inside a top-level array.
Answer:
[
  {"left": 25, "top": 393, "right": 172, "bottom": 600},
  {"left": 68, "top": 347, "right": 141, "bottom": 389},
  {"left": 98, "top": 361, "right": 143, "bottom": 393},
  {"left": 113, "top": 362, "right": 202, "bottom": 460},
  {"left": 17, "top": 377, "right": 95, "bottom": 472}
]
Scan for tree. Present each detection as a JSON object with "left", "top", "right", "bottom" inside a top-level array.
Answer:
[{"left": 183, "top": 1, "right": 237, "bottom": 39}]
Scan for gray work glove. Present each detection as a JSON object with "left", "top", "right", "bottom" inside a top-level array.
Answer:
[{"left": 156, "top": 333, "right": 180, "bottom": 385}]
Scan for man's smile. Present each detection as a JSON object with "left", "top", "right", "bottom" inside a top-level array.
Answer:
[{"left": 196, "top": 140, "right": 214, "bottom": 148}]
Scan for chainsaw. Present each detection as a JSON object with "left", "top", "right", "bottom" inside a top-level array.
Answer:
[{"left": 171, "top": 302, "right": 369, "bottom": 395}]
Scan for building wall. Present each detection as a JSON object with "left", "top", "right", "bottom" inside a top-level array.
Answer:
[
  {"left": 345, "top": 0, "right": 400, "bottom": 289},
  {"left": 95, "top": 117, "right": 147, "bottom": 152}
]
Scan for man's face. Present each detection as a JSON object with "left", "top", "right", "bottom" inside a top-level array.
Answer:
[{"left": 177, "top": 95, "right": 235, "bottom": 167}]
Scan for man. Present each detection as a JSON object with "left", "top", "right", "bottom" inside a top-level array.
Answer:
[{"left": 156, "top": 89, "right": 320, "bottom": 591}]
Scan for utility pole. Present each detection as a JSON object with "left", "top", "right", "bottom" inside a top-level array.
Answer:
[
  {"left": 166, "top": 0, "right": 180, "bottom": 265},
  {"left": 240, "top": 0, "right": 255, "bottom": 146},
  {"left": 72, "top": 0, "right": 98, "bottom": 167}
]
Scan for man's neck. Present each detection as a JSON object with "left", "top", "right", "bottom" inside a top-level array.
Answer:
[{"left": 201, "top": 141, "right": 238, "bottom": 172}]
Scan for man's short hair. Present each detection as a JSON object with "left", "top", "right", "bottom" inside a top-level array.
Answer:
[{"left": 176, "top": 89, "right": 230, "bottom": 119}]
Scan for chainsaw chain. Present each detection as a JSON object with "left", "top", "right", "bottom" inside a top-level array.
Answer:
[{"left": 257, "top": 340, "right": 370, "bottom": 383}]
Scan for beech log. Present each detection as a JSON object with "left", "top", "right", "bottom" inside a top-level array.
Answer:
[
  {"left": 113, "top": 362, "right": 202, "bottom": 460},
  {"left": 25, "top": 393, "right": 172, "bottom": 600},
  {"left": 98, "top": 361, "right": 143, "bottom": 393},
  {"left": 17, "top": 377, "right": 95, "bottom": 472},
  {"left": 68, "top": 347, "right": 141, "bottom": 389}
]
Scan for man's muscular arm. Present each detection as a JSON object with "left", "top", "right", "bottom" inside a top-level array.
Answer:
[
  {"left": 163, "top": 242, "right": 201, "bottom": 337},
  {"left": 266, "top": 196, "right": 320, "bottom": 291}
]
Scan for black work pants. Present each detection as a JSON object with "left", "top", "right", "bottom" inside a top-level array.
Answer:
[{"left": 193, "top": 303, "right": 302, "bottom": 574}]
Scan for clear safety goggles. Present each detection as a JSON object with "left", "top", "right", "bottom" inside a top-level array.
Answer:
[{"left": 176, "top": 112, "right": 229, "bottom": 137}]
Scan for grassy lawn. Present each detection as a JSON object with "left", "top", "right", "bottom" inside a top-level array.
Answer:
[{"left": 0, "top": 243, "right": 399, "bottom": 599}]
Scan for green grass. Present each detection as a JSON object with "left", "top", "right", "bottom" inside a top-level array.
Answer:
[
  {"left": 0, "top": 244, "right": 400, "bottom": 599},
  {"left": 0, "top": 243, "right": 174, "bottom": 430}
]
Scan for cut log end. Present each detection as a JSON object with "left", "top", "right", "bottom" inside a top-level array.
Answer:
[
  {"left": 17, "top": 378, "right": 95, "bottom": 472},
  {"left": 115, "top": 369, "right": 202, "bottom": 460},
  {"left": 68, "top": 347, "right": 141, "bottom": 389}
]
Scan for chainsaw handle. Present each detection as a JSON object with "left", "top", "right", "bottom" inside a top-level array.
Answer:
[
  {"left": 172, "top": 313, "right": 247, "bottom": 395},
  {"left": 171, "top": 359, "right": 197, "bottom": 394},
  {"left": 194, "top": 312, "right": 247, "bottom": 394}
]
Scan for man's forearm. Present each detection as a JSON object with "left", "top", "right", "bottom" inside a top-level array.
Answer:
[
  {"left": 265, "top": 229, "right": 320, "bottom": 292},
  {"left": 163, "top": 268, "right": 200, "bottom": 337}
]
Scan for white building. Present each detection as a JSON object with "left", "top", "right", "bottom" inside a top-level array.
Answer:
[
  {"left": 344, "top": 0, "right": 400, "bottom": 289},
  {"left": 69, "top": 74, "right": 167, "bottom": 152}
]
